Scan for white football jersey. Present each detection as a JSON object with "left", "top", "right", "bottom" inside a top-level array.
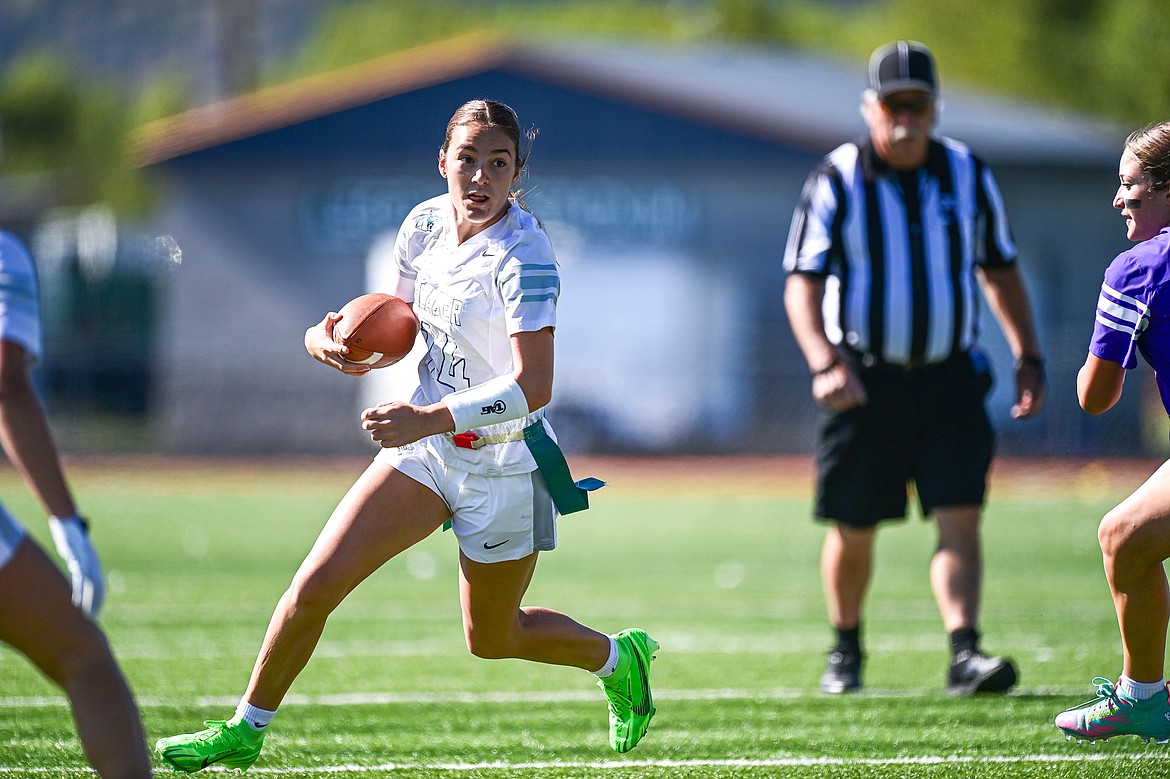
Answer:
[{"left": 387, "top": 195, "right": 559, "bottom": 476}]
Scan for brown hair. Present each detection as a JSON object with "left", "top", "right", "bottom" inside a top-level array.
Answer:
[
  {"left": 441, "top": 99, "right": 535, "bottom": 169},
  {"left": 1126, "top": 122, "right": 1170, "bottom": 191}
]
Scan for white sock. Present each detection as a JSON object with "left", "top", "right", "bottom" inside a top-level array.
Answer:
[
  {"left": 591, "top": 636, "right": 620, "bottom": 678},
  {"left": 235, "top": 700, "right": 277, "bottom": 731},
  {"left": 1118, "top": 674, "right": 1166, "bottom": 701}
]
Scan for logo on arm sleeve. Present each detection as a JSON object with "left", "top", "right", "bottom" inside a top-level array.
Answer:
[{"left": 481, "top": 400, "right": 507, "bottom": 416}]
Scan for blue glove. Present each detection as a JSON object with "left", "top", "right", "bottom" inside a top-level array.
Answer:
[{"left": 48, "top": 515, "right": 106, "bottom": 617}]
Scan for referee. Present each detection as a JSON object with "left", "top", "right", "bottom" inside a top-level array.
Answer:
[{"left": 782, "top": 40, "right": 1046, "bottom": 696}]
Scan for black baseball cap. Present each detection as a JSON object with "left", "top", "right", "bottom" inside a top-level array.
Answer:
[{"left": 868, "top": 40, "right": 937, "bottom": 97}]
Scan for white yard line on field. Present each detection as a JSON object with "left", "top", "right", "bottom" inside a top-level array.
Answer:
[
  {"left": 249, "top": 753, "right": 1170, "bottom": 771},
  {"left": 0, "top": 686, "right": 916, "bottom": 708},
  {"left": 0, "top": 684, "right": 1133, "bottom": 709},
  {"left": 1, "top": 753, "right": 1169, "bottom": 774}
]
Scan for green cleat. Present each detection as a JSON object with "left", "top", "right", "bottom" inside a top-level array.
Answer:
[
  {"left": 599, "top": 628, "right": 659, "bottom": 753},
  {"left": 155, "top": 718, "right": 265, "bottom": 773},
  {"left": 1055, "top": 677, "right": 1170, "bottom": 744}
]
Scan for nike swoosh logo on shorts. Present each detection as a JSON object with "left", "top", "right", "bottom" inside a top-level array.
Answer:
[{"left": 483, "top": 540, "right": 509, "bottom": 549}]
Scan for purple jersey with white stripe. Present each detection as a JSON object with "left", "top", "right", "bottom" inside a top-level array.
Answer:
[{"left": 1090, "top": 227, "right": 1170, "bottom": 414}]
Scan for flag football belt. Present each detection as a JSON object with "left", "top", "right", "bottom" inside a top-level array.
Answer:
[
  {"left": 451, "top": 431, "right": 524, "bottom": 449},
  {"left": 444, "top": 421, "right": 605, "bottom": 522}
]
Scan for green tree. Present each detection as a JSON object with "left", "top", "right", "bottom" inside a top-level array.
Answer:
[
  {"left": 275, "top": 0, "right": 690, "bottom": 82},
  {"left": 713, "top": 0, "right": 776, "bottom": 40},
  {"left": 0, "top": 52, "right": 153, "bottom": 216},
  {"left": 771, "top": 0, "right": 1162, "bottom": 126},
  {"left": 1094, "top": 0, "right": 1170, "bottom": 126}
]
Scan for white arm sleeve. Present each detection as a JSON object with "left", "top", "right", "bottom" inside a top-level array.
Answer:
[{"left": 444, "top": 375, "right": 530, "bottom": 434}]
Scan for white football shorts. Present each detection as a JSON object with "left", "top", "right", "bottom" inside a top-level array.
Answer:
[
  {"left": 0, "top": 503, "right": 28, "bottom": 572},
  {"left": 376, "top": 439, "right": 557, "bottom": 564},
  {"left": 0, "top": 232, "right": 43, "bottom": 362}
]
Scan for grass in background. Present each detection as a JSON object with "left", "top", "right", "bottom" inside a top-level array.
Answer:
[{"left": 1, "top": 456, "right": 1168, "bottom": 777}]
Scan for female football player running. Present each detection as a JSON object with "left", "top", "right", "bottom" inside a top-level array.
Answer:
[
  {"left": 155, "top": 99, "right": 657, "bottom": 772},
  {"left": 1055, "top": 121, "right": 1170, "bottom": 744}
]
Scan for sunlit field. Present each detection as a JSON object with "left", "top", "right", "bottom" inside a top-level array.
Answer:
[{"left": 2, "top": 455, "right": 1168, "bottom": 778}]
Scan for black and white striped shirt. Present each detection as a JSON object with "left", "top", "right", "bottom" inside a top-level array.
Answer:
[{"left": 784, "top": 137, "right": 1017, "bottom": 366}]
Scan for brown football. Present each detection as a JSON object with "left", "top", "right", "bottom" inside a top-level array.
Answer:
[{"left": 332, "top": 293, "right": 419, "bottom": 368}]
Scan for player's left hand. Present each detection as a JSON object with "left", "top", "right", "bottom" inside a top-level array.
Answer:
[
  {"left": 48, "top": 515, "right": 106, "bottom": 617},
  {"left": 1011, "top": 358, "right": 1047, "bottom": 419}
]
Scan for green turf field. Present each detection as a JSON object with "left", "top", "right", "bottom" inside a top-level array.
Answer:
[{"left": 2, "top": 457, "right": 1169, "bottom": 777}]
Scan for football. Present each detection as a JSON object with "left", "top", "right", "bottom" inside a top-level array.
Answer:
[{"left": 333, "top": 293, "right": 419, "bottom": 368}]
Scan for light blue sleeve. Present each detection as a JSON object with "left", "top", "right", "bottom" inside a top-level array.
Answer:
[{"left": 498, "top": 235, "right": 559, "bottom": 335}]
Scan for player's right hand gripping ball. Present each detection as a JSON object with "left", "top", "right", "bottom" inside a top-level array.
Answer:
[{"left": 333, "top": 293, "right": 420, "bottom": 368}]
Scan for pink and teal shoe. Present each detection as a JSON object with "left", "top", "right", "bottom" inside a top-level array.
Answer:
[{"left": 1055, "top": 677, "right": 1170, "bottom": 744}]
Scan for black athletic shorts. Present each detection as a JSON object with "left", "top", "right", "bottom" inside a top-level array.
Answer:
[{"left": 814, "top": 349, "right": 994, "bottom": 527}]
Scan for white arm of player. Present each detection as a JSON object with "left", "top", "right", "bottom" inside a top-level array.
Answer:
[
  {"left": 48, "top": 515, "right": 106, "bottom": 618},
  {"left": 444, "top": 375, "right": 530, "bottom": 434}
]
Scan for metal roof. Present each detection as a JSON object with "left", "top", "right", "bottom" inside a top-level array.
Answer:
[{"left": 133, "top": 34, "right": 1126, "bottom": 168}]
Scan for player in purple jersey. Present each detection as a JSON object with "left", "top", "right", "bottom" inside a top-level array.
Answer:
[{"left": 1054, "top": 122, "right": 1170, "bottom": 743}]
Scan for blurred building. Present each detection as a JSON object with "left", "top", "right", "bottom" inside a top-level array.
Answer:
[{"left": 131, "top": 36, "right": 1128, "bottom": 456}]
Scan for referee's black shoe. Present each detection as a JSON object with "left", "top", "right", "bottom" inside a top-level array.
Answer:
[
  {"left": 947, "top": 649, "right": 1017, "bottom": 696},
  {"left": 819, "top": 648, "right": 862, "bottom": 694}
]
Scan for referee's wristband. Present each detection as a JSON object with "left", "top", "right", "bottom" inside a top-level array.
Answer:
[{"left": 811, "top": 358, "right": 840, "bottom": 378}]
